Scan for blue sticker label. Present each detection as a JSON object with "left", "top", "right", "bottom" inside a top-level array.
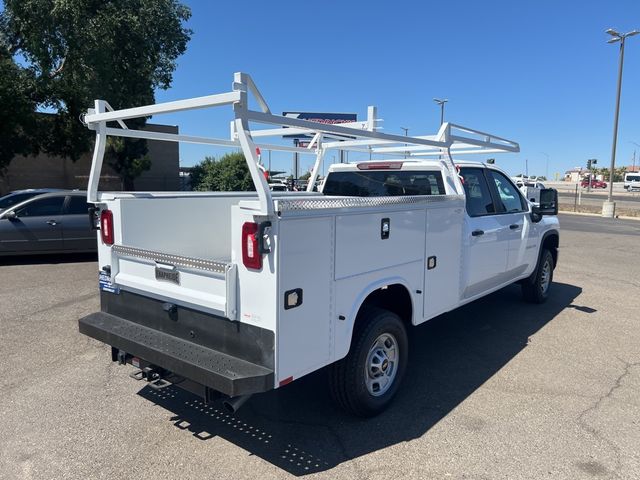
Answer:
[{"left": 99, "top": 272, "right": 120, "bottom": 294}]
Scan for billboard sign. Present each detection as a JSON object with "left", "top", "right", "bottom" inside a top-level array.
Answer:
[{"left": 282, "top": 112, "right": 358, "bottom": 139}]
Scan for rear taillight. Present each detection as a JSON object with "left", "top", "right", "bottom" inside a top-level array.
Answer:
[
  {"left": 100, "top": 209, "right": 114, "bottom": 245},
  {"left": 242, "top": 222, "right": 262, "bottom": 270}
]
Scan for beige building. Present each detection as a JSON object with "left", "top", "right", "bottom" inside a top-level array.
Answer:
[
  {"left": 0, "top": 124, "right": 179, "bottom": 195},
  {"left": 564, "top": 167, "right": 588, "bottom": 182}
]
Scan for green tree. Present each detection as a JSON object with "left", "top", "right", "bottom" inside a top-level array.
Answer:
[
  {"left": 598, "top": 167, "right": 626, "bottom": 182},
  {"left": 0, "top": 0, "right": 191, "bottom": 188},
  {"left": 190, "top": 152, "right": 255, "bottom": 192},
  {"left": 0, "top": 50, "right": 37, "bottom": 170},
  {"left": 299, "top": 171, "right": 311, "bottom": 181}
]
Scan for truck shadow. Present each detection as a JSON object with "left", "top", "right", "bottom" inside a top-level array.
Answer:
[
  {"left": 0, "top": 252, "right": 97, "bottom": 266},
  {"left": 138, "top": 282, "right": 582, "bottom": 476}
]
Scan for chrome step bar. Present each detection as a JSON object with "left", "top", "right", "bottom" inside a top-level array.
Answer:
[{"left": 111, "top": 245, "right": 229, "bottom": 275}]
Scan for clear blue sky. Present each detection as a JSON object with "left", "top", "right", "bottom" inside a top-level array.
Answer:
[{"left": 151, "top": 0, "right": 640, "bottom": 178}]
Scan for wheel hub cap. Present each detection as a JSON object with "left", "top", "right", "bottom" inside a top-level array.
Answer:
[
  {"left": 540, "top": 259, "right": 551, "bottom": 294},
  {"left": 365, "top": 333, "right": 399, "bottom": 397}
]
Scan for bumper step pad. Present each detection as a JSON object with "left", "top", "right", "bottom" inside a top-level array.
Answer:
[{"left": 79, "top": 312, "right": 273, "bottom": 396}]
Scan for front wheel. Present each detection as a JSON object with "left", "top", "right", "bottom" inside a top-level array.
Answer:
[
  {"left": 329, "top": 307, "right": 408, "bottom": 417},
  {"left": 522, "top": 249, "right": 554, "bottom": 304}
]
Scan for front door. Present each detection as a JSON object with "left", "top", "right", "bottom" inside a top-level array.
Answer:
[
  {"left": 0, "top": 196, "right": 65, "bottom": 253},
  {"left": 486, "top": 170, "right": 538, "bottom": 278}
]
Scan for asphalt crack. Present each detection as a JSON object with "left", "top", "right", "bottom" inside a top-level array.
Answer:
[{"left": 576, "top": 358, "right": 640, "bottom": 479}]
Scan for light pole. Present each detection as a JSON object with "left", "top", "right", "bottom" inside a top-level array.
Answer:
[
  {"left": 603, "top": 28, "right": 639, "bottom": 217},
  {"left": 400, "top": 127, "right": 409, "bottom": 159},
  {"left": 631, "top": 141, "right": 640, "bottom": 172},
  {"left": 541, "top": 152, "right": 550, "bottom": 180},
  {"left": 433, "top": 98, "right": 448, "bottom": 125}
]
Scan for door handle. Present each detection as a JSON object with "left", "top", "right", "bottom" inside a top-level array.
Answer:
[
  {"left": 46, "top": 220, "right": 58, "bottom": 226},
  {"left": 471, "top": 229, "right": 484, "bottom": 237},
  {"left": 509, "top": 224, "right": 520, "bottom": 230}
]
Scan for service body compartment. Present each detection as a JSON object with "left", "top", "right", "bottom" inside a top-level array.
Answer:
[
  {"left": 334, "top": 208, "right": 426, "bottom": 280},
  {"left": 276, "top": 216, "right": 334, "bottom": 381}
]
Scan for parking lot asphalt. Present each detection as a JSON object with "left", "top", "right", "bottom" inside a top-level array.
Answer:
[{"left": 1, "top": 214, "right": 639, "bottom": 480}]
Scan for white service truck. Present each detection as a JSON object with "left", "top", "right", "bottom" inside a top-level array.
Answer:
[{"left": 79, "top": 73, "right": 559, "bottom": 417}]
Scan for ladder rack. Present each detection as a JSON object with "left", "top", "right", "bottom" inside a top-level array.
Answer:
[{"left": 83, "top": 72, "right": 520, "bottom": 216}]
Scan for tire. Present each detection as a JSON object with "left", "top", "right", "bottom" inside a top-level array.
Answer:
[
  {"left": 329, "top": 307, "right": 408, "bottom": 417},
  {"left": 522, "top": 249, "right": 554, "bottom": 304}
]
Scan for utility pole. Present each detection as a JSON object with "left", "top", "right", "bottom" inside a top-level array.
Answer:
[
  {"left": 631, "top": 141, "right": 640, "bottom": 172},
  {"left": 541, "top": 152, "right": 550, "bottom": 180},
  {"left": 293, "top": 139, "right": 299, "bottom": 180},
  {"left": 603, "top": 28, "right": 639, "bottom": 217}
]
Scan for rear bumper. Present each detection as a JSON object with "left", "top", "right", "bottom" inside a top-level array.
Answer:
[{"left": 79, "top": 291, "right": 274, "bottom": 397}]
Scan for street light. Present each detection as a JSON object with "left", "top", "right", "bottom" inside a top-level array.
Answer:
[
  {"left": 400, "top": 127, "right": 409, "bottom": 159},
  {"left": 603, "top": 28, "right": 639, "bottom": 217},
  {"left": 630, "top": 141, "right": 640, "bottom": 172},
  {"left": 541, "top": 152, "right": 550, "bottom": 180},
  {"left": 433, "top": 98, "right": 448, "bottom": 125}
]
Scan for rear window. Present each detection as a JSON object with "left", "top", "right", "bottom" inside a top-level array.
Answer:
[
  {"left": 66, "top": 196, "right": 90, "bottom": 215},
  {"left": 322, "top": 170, "right": 445, "bottom": 197}
]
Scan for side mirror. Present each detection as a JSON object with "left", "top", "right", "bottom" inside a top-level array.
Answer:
[
  {"left": 2, "top": 210, "right": 17, "bottom": 220},
  {"left": 531, "top": 188, "right": 558, "bottom": 222},
  {"left": 538, "top": 188, "right": 558, "bottom": 215}
]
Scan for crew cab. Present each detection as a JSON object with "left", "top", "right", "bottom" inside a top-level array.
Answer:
[{"left": 77, "top": 73, "right": 559, "bottom": 417}]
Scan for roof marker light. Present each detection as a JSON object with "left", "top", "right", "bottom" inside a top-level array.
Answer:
[{"left": 356, "top": 161, "right": 404, "bottom": 170}]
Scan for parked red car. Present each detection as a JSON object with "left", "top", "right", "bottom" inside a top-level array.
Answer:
[{"left": 581, "top": 179, "right": 607, "bottom": 188}]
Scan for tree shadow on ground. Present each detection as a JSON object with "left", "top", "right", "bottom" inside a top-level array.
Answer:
[{"left": 138, "top": 282, "right": 582, "bottom": 476}]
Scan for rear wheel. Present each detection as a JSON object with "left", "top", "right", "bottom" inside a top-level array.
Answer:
[
  {"left": 522, "top": 248, "right": 554, "bottom": 304},
  {"left": 329, "top": 307, "right": 408, "bottom": 417}
]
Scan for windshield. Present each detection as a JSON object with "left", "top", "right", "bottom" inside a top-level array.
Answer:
[
  {"left": 323, "top": 170, "right": 445, "bottom": 197},
  {"left": 0, "top": 192, "right": 36, "bottom": 209}
]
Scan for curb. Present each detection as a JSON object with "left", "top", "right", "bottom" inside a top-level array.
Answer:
[{"left": 559, "top": 210, "right": 640, "bottom": 221}]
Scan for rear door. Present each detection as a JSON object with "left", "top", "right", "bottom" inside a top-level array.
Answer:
[
  {"left": 0, "top": 196, "right": 65, "bottom": 253},
  {"left": 458, "top": 167, "right": 509, "bottom": 299},
  {"left": 62, "top": 195, "right": 97, "bottom": 252}
]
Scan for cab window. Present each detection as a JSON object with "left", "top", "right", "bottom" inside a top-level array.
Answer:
[
  {"left": 488, "top": 170, "right": 527, "bottom": 213},
  {"left": 458, "top": 167, "right": 495, "bottom": 216}
]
